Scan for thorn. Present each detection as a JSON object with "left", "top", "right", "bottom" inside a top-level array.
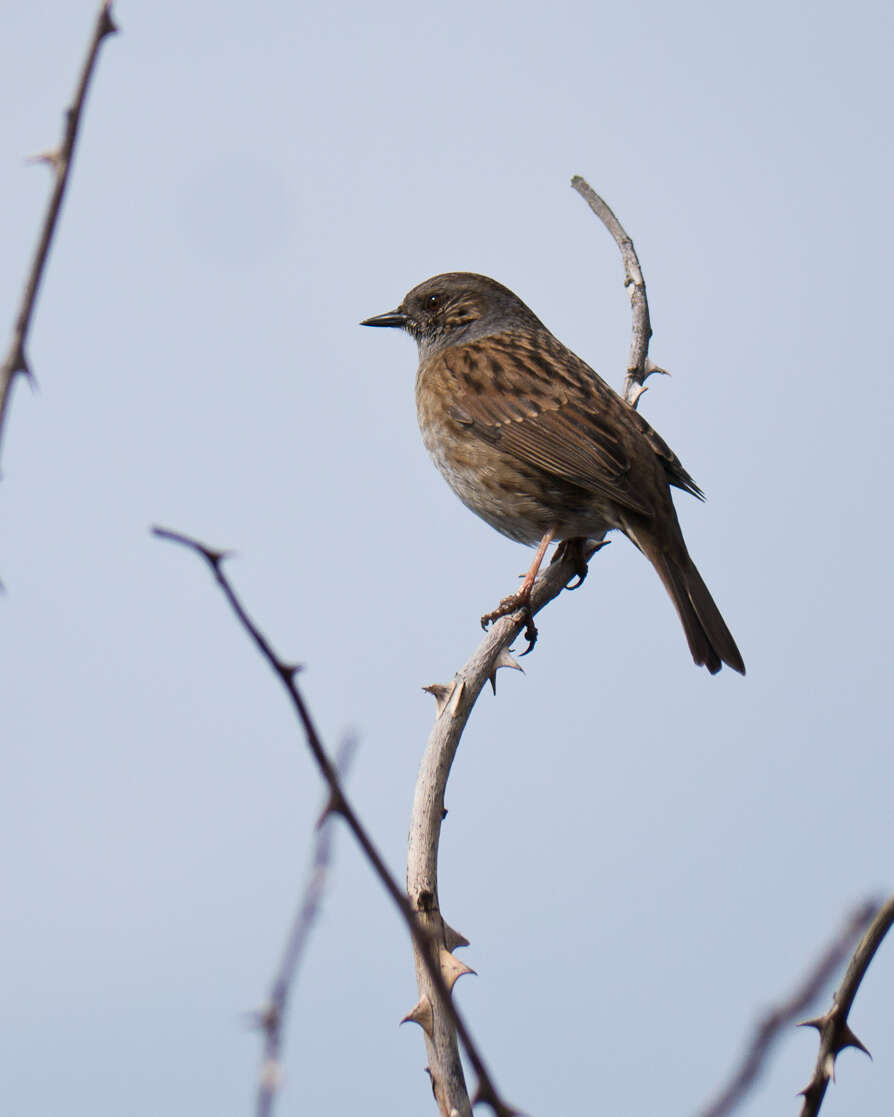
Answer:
[
  {"left": 279, "top": 662, "right": 304, "bottom": 680},
  {"left": 489, "top": 645, "right": 524, "bottom": 693},
  {"left": 100, "top": 4, "right": 120, "bottom": 37},
  {"left": 628, "top": 383, "right": 648, "bottom": 407},
  {"left": 205, "top": 546, "right": 233, "bottom": 568},
  {"left": 440, "top": 947, "right": 475, "bottom": 991},
  {"left": 400, "top": 995, "right": 434, "bottom": 1037},
  {"left": 422, "top": 682, "right": 453, "bottom": 717},
  {"left": 837, "top": 1023, "right": 871, "bottom": 1058},
  {"left": 797, "top": 1080, "right": 823, "bottom": 1103},
  {"left": 644, "top": 357, "right": 669, "bottom": 378},
  {"left": 245, "top": 1003, "right": 271, "bottom": 1032},
  {"left": 495, "top": 646, "right": 523, "bottom": 673},
  {"left": 25, "top": 148, "right": 61, "bottom": 169},
  {"left": 442, "top": 921, "right": 470, "bottom": 951},
  {"left": 798, "top": 1013, "right": 830, "bottom": 1032}
]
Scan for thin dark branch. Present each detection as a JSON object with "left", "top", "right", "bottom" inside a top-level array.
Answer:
[
  {"left": 696, "top": 899, "right": 878, "bottom": 1117},
  {"left": 254, "top": 738, "right": 354, "bottom": 1117},
  {"left": 152, "top": 526, "right": 518, "bottom": 1117},
  {"left": 799, "top": 893, "right": 894, "bottom": 1117},
  {"left": 570, "top": 175, "right": 665, "bottom": 409},
  {"left": 0, "top": 1, "right": 117, "bottom": 469}
]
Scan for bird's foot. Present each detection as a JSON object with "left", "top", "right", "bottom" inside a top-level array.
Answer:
[
  {"left": 551, "top": 537, "right": 591, "bottom": 590},
  {"left": 480, "top": 593, "right": 539, "bottom": 654}
]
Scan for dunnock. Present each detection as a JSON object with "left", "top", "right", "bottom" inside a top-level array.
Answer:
[{"left": 362, "top": 272, "right": 744, "bottom": 675}]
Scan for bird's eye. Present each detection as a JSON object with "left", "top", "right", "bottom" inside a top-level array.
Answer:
[{"left": 426, "top": 294, "right": 441, "bottom": 310}]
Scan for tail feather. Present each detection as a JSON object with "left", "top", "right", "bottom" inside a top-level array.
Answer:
[{"left": 650, "top": 548, "right": 745, "bottom": 676}]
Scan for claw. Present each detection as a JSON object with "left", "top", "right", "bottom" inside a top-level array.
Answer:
[
  {"left": 481, "top": 595, "right": 539, "bottom": 654},
  {"left": 564, "top": 566, "right": 588, "bottom": 591},
  {"left": 520, "top": 607, "right": 538, "bottom": 654}
]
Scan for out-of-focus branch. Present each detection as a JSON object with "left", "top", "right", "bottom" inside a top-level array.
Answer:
[
  {"left": 253, "top": 739, "right": 354, "bottom": 1117},
  {"left": 695, "top": 899, "right": 879, "bottom": 1117},
  {"left": 0, "top": 1, "right": 117, "bottom": 470},
  {"left": 798, "top": 892, "right": 894, "bottom": 1117},
  {"left": 571, "top": 175, "right": 666, "bottom": 409},
  {"left": 152, "top": 527, "right": 518, "bottom": 1117}
]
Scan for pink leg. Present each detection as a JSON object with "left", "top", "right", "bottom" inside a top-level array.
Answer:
[{"left": 481, "top": 527, "right": 556, "bottom": 639}]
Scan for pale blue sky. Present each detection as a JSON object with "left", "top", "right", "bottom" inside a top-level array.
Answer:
[{"left": 2, "top": 2, "right": 893, "bottom": 1114}]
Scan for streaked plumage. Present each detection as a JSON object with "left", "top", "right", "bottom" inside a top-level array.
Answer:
[{"left": 363, "top": 272, "right": 744, "bottom": 675}]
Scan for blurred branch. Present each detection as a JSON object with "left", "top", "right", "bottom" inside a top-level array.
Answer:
[
  {"left": 253, "top": 738, "right": 354, "bottom": 1117},
  {"left": 798, "top": 892, "right": 894, "bottom": 1116},
  {"left": 696, "top": 899, "right": 879, "bottom": 1117},
  {"left": 571, "top": 175, "right": 666, "bottom": 409},
  {"left": 0, "top": 1, "right": 117, "bottom": 471},
  {"left": 152, "top": 526, "right": 518, "bottom": 1117}
]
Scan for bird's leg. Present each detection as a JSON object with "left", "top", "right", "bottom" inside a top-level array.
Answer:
[{"left": 481, "top": 527, "right": 556, "bottom": 651}]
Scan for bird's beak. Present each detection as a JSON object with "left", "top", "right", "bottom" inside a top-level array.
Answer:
[{"left": 360, "top": 308, "right": 409, "bottom": 329}]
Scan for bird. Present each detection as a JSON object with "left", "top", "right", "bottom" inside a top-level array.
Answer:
[{"left": 362, "top": 272, "right": 744, "bottom": 675}]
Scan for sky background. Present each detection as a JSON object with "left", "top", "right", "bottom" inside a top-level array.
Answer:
[{"left": 2, "top": 2, "right": 893, "bottom": 1114}]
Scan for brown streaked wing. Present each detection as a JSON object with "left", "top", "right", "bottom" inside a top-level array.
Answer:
[
  {"left": 629, "top": 408, "right": 705, "bottom": 500},
  {"left": 440, "top": 334, "right": 653, "bottom": 515}
]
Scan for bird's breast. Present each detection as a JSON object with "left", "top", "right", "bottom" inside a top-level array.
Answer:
[{"left": 414, "top": 356, "right": 608, "bottom": 545}]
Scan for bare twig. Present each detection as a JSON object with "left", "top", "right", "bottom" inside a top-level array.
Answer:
[
  {"left": 152, "top": 526, "right": 518, "bottom": 1117},
  {"left": 798, "top": 892, "right": 894, "bottom": 1116},
  {"left": 0, "top": 1, "right": 117, "bottom": 470},
  {"left": 254, "top": 738, "right": 354, "bottom": 1117},
  {"left": 571, "top": 175, "right": 666, "bottom": 409},
  {"left": 696, "top": 899, "right": 879, "bottom": 1117}
]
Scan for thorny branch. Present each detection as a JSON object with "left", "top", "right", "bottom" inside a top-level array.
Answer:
[
  {"left": 0, "top": 1, "right": 117, "bottom": 470},
  {"left": 403, "top": 178, "right": 665, "bottom": 1115},
  {"left": 799, "top": 892, "right": 894, "bottom": 1117},
  {"left": 695, "top": 899, "right": 879, "bottom": 1117},
  {"left": 152, "top": 526, "right": 518, "bottom": 1117}
]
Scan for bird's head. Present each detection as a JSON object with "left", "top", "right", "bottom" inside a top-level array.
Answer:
[{"left": 361, "top": 272, "right": 541, "bottom": 360}]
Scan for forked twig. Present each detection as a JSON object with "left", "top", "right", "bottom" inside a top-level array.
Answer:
[
  {"left": 152, "top": 526, "right": 518, "bottom": 1117},
  {"left": 0, "top": 1, "right": 117, "bottom": 468},
  {"left": 798, "top": 892, "right": 894, "bottom": 1116},
  {"left": 696, "top": 899, "right": 879, "bottom": 1117}
]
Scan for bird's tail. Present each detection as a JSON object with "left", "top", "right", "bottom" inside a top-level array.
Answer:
[{"left": 645, "top": 541, "right": 745, "bottom": 675}]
